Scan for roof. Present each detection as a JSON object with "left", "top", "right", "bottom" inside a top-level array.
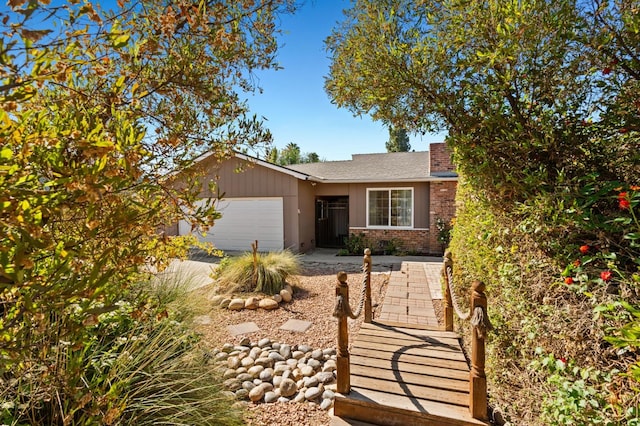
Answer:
[{"left": 287, "top": 151, "right": 457, "bottom": 183}]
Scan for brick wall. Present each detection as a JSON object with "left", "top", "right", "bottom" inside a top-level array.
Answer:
[
  {"left": 429, "top": 143, "right": 455, "bottom": 173},
  {"left": 349, "top": 227, "right": 430, "bottom": 255},
  {"left": 428, "top": 180, "right": 457, "bottom": 253}
]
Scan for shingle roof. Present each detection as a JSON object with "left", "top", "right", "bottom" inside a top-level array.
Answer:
[{"left": 286, "top": 151, "right": 455, "bottom": 182}]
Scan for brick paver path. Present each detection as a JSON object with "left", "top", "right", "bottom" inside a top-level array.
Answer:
[{"left": 377, "top": 261, "right": 440, "bottom": 326}]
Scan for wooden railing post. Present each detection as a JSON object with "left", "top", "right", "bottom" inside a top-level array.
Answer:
[
  {"left": 336, "top": 271, "right": 351, "bottom": 393},
  {"left": 363, "top": 248, "right": 372, "bottom": 323},
  {"left": 443, "top": 251, "right": 454, "bottom": 332},
  {"left": 470, "top": 280, "right": 488, "bottom": 420}
]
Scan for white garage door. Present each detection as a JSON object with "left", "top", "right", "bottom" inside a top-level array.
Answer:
[{"left": 179, "top": 198, "right": 284, "bottom": 252}]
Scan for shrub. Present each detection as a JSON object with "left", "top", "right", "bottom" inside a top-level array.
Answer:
[
  {"left": 0, "top": 270, "right": 242, "bottom": 426},
  {"left": 215, "top": 250, "right": 300, "bottom": 295}
]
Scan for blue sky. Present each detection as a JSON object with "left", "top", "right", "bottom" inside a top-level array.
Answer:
[{"left": 245, "top": 0, "right": 446, "bottom": 161}]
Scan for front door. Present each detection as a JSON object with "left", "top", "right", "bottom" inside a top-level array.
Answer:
[{"left": 315, "top": 197, "right": 349, "bottom": 248}]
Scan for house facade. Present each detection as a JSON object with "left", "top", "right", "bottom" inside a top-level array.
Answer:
[{"left": 167, "top": 143, "right": 457, "bottom": 255}]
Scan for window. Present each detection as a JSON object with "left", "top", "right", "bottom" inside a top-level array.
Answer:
[{"left": 367, "top": 188, "right": 413, "bottom": 227}]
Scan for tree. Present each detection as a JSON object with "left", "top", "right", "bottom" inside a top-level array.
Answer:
[
  {"left": 385, "top": 126, "right": 410, "bottom": 152},
  {"left": 0, "top": 0, "right": 294, "bottom": 423},
  {"left": 325, "top": 0, "right": 639, "bottom": 199},
  {"left": 325, "top": 1, "right": 640, "bottom": 423},
  {"left": 266, "top": 142, "right": 321, "bottom": 164}
]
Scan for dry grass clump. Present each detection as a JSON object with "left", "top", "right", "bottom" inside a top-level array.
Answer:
[{"left": 215, "top": 250, "right": 300, "bottom": 295}]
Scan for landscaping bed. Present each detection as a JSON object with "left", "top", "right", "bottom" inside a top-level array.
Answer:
[{"left": 191, "top": 262, "right": 390, "bottom": 426}]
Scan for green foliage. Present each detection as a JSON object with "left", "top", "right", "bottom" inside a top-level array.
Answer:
[
  {"left": 342, "top": 233, "right": 403, "bottom": 255},
  {"left": 266, "top": 143, "right": 321, "bottom": 165},
  {"left": 0, "top": 274, "right": 242, "bottom": 426},
  {"left": 327, "top": 1, "right": 640, "bottom": 423},
  {"left": 385, "top": 126, "right": 411, "bottom": 152},
  {"left": 531, "top": 352, "right": 617, "bottom": 426},
  {"left": 343, "top": 233, "right": 374, "bottom": 255},
  {"left": 215, "top": 250, "right": 300, "bottom": 295},
  {"left": 0, "top": 1, "right": 293, "bottom": 424}
]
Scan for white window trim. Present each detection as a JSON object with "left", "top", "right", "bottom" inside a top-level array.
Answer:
[{"left": 366, "top": 187, "right": 414, "bottom": 229}]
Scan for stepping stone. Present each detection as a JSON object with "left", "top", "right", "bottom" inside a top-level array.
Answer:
[
  {"left": 193, "top": 315, "right": 212, "bottom": 325},
  {"left": 227, "top": 322, "right": 260, "bottom": 336},
  {"left": 279, "top": 319, "right": 312, "bottom": 333}
]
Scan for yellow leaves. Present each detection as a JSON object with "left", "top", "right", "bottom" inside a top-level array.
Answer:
[{"left": 0, "top": 148, "right": 12, "bottom": 160}]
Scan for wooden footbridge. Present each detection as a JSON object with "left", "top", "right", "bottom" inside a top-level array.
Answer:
[{"left": 330, "top": 250, "right": 491, "bottom": 426}]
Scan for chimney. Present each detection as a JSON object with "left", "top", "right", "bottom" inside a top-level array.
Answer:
[{"left": 429, "top": 143, "right": 454, "bottom": 173}]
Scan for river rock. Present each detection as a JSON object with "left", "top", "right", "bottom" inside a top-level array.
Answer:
[
  {"left": 240, "top": 357, "right": 254, "bottom": 368},
  {"left": 311, "top": 349, "right": 323, "bottom": 360},
  {"left": 228, "top": 298, "right": 245, "bottom": 310},
  {"left": 279, "top": 378, "right": 297, "bottom": 397},
  {"left": 258, "top": 338, "right": 271, "bottom": 348},
  {"left": 323, "top": 389, "right": 335, "bottom": 400},
  {"left": 247, "top": 365, "right": 264, "bottom": 378},
  {"left": 273, "top": 294, "right": 283, "bottom": 303},
  {"left": 223, "top": 368, "right": 237, "bottom": 379},
  {"left": 279, "top": 344, "right": 292, "bottom": 359},
  {"left": 236, "top": 373, "right": 252, "bottom": 382},
  {"left": 254, "top": 357, "right": 272, "bottom": 368},
  {"left": 245, "top": 297, "right": 259, "bottom": 309},
  {"left": 316, "top": 371, "right": 335, "bottom": 384},
  {"left": 259, "top": 368, "right": 274, "bottom": 381},
  {"left": 268, "top": 352, "right": 285, "bottom": 362},
  {"left": 224, "top": 378, "right": 241, "bottom": 391},
  {"left": 303, "top": 376, "right": 319, "bottom": 388},
  {"left": 300, "top": 365, "right": 314, "bottom": 377},
  {"left": 298, "top": 344, "right": 312, "bottom": 353},
  {"left": 259, "top": 298, "right": 279, "bottom": 310},
  {"left": 320, "top": 398, "right": 333, "bottom": 410},
  {"left": 227, "top": 356, "right": 240, "bottom": 369},
  {"left": 272, "top": 375, "right": 283, "bottom": 387},
  {"left": 264, "top": 391, "right": 278, "bottom": 403},
  {"left": 305, "top": 387, "right": 322, "bottom": 401},
  {"left": 280, "top": 289, "right": 292, "bottom": 302},
  {"left": 307, "top": 359, "right": 321, "bottom": 370},
  {"left": 248, "top": 386, "right": 265, "bottom": 402}
]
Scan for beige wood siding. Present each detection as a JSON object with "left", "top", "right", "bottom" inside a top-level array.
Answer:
[
  {"left": 195, "top": 156, "right": 301, "bottom": 251},
  {"left": 315, "top": 182, "right": 429, "bottom": 229},
  {"left": 297, "top": 181, "right": 316, "bottom": 252}
]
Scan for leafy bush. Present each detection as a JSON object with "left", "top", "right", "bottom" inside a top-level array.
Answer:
[
  {"left": 0, "top": 270, "right": 243, "bottom": 426},
  {"left": 343, "top": 233, "right": 373, "bottom": 255},
  {"left": 215, "top": 250, "right": 300, "bottom": 295}
]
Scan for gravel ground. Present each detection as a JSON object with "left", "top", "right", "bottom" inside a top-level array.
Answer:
[{"left": 191, "top": 260, "right": 442, "bottom": 426}]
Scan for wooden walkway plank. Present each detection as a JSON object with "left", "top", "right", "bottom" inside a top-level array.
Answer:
[
  {"left": 352, "top": 340, "right": 468, "bottom": 362},
  {"left": 350, "top": 364, "right": 469, "bottom": 393},
  {"left": 334, "top": 388, "right": 488, "bottom": 426},
  {"left": 349, "top": 356, "right": 469, "bottom": 381},
  {"left": 354, "top": 333, "right": 462, "bottom": 353},
  {"left": 350, "top": 347, "right": 470, "bottom": 372}
]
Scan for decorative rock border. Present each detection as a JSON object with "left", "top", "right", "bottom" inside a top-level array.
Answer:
[
  {"left": 210, "top": 284, "right": 295, "bottom": 311},
  {"left": 209, "top": 337, "right": 337, "bottom": 410}
]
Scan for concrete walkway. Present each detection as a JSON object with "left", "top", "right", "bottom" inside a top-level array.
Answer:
[{"left": 377, "top": 261, "right": 442, "bottom": 326}]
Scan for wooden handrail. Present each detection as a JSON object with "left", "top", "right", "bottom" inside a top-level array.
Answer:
[
  {"left": 335, "top": 270, "right": 350, "bottom": 393},
  {"left": 470, "top": 280, "right": 489, "bottom": 420},
  {"left": 442, "top": 251, "right": 490, "bottom": 420},
  {"left": 442, "top": 250, "right": 454, "bottom": 331},
  {"left": 363, "top": 248, "right": 372, "bottom": 323}
]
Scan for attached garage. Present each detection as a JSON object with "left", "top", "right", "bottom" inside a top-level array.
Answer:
[{"left": 179, "top": 197, "right": 284, "bottom": 252}]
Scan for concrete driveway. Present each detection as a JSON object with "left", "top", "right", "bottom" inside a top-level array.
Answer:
[{"left": 163, "top": 248, "right": 443, "bottom": 291}]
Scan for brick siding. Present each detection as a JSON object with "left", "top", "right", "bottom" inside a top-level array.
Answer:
[
  {"left": 348, "top": 227, "right": 431, "bottom": 255},
  {"left": 429, "top": 143, "right": 455, "bottom": 172},
  {"left": 428, "top": 180, "right": 457, "bottom": 253}
]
